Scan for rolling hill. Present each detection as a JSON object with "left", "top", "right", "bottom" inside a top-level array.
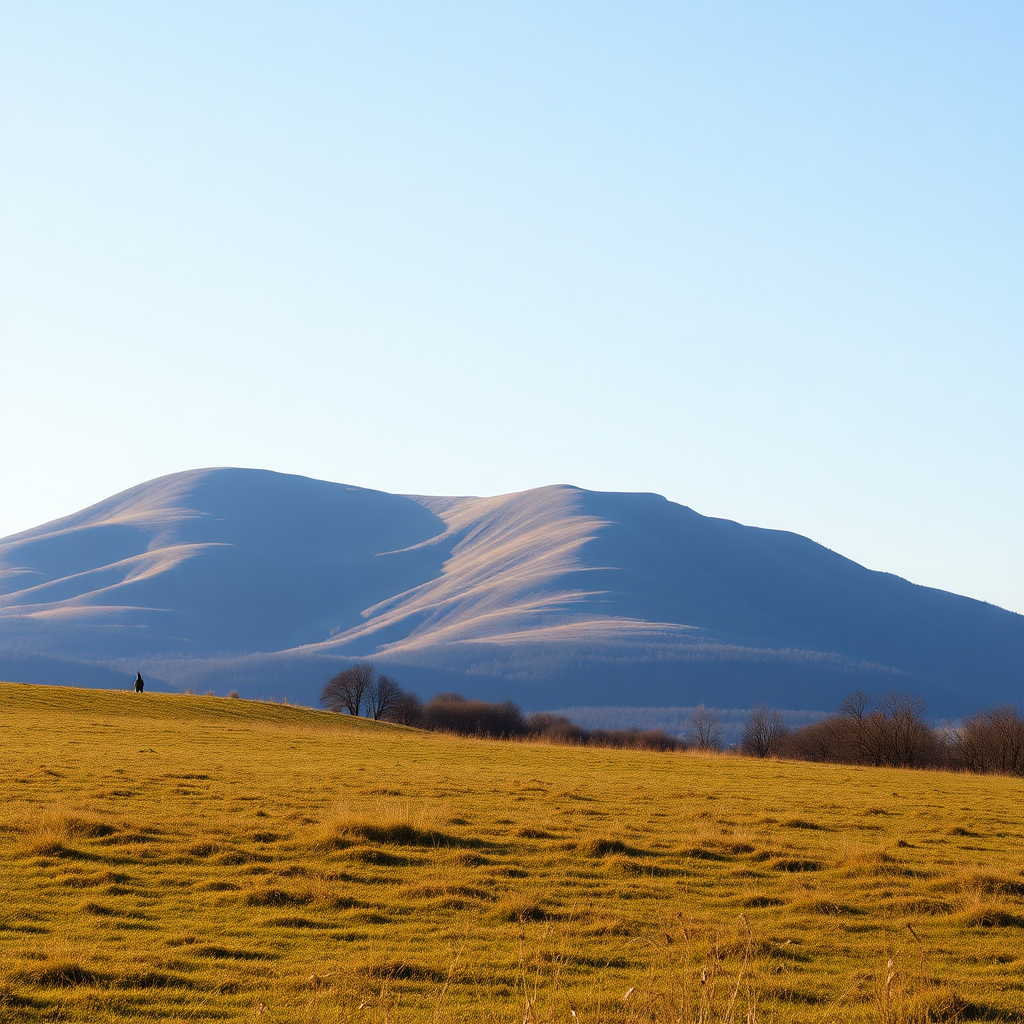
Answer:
[{"left": 1, "top": 467, "right": 1021, "bottom": 714}]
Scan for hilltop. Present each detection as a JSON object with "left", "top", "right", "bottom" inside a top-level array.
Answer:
[{"left": 1, "top": 468, "right": 1022, "bottom": 714}]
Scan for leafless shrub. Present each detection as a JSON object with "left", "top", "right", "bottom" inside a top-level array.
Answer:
[
  {"left": 779, "top": 716, "right": 849, "bottom": 762},
  {"left": 951, "top": 706, "right": 1024, "bottom": 775},
  {"left": 782, "top": 691, "right": 942, "bottom": 769},
  {"left": 382, "top": 690, "right": 424, "bottom": 727},
  {"left": 740, "top": 704, "right": 788, "bottom": 757},
  {"left": 878, "top": 692, "right": 939, "bottom": 768},
  {"left": 422, "top": 693, "right": 527, "bottom": 738},
  {"left": 687, "top": 704, "right": 722, "bottom": 750},
  {"left": 586, "top": 728, "right": 684, "bottom": 751},
  {"left": 526, "top": 713, "right": 587, "bottom": 744}
]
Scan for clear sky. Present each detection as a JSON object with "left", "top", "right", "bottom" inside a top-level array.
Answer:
[{"left": 2, "top": 2, "right": 1021, "bottom": 613}]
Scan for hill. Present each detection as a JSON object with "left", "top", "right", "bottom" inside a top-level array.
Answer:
[
  {"left": 0, "top": 682, "right": 1021, "bottom": 1022},
  {"left": 1, "top": 468, "right": 1022, "bottom": 714}
]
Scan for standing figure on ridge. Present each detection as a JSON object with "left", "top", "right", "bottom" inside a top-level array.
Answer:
[{"left": 134, "top": 673, "right": 145, "bottom": 693}]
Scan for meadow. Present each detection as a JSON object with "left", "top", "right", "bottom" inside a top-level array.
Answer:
[{"left": 0, "top": 682, "right": 1021, "bottom": 1023}]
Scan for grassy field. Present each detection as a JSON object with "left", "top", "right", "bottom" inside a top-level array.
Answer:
[{"left": 0, "top": 682, "right": 1021, "bottom": 1023}]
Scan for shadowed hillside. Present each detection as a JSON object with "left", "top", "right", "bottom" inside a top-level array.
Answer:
[{"left": 1, "top": 468, "right": 1021, "bottom": 713}]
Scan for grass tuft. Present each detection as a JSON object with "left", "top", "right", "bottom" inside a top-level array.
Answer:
[
  {"left": 578, "top": 837, "right": 638, "bottom": 857},
  {"left": 16, "top": 962, "right": 103, "bottom": 987},
  {"left": 244, "top": 887, "right": 312, "bottom": 907},
  {"left": 770, "top": 857, "right": 822, "bottom": 872}
]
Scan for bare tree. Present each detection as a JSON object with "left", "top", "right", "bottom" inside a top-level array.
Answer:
[
  {"left": 688, "top": 704, "right": 722, "bottom": 751},
  {"left": 320, "top": 662, "right": 375, "bottom": 716},
  {"left": 953, "top": 706, "right": 1024, "bottom": 775},
  {"left": 366, "top": 673, "right": 403, "bottom": 721},
  {"left": 785, "top": 690, "right": 942, "bottom": 769},
  {"left": 878, "top": 692, "right": 931, "bottom": 768},
  {"left": 383, "top": 690, "right": 424, "bottom": 727},
  {"left": 840, "top": 690, "right": 877, "bottom": 763},
  {"left": 741, "top": 705, "right": 788, "bottom": 758},
  {"left": 840, "top": 690, "right": 906, "bottom": 766},
  {"left": 982, "top": 706, "right": 1024, "bottom": 775},
  {"left": 781, "top": 694, "right": 1022, "bottom": 776}
]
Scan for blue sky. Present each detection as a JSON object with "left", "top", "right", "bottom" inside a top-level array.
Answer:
[{"left": 2, "top": 2, "right": 1022, "bottom": 613}]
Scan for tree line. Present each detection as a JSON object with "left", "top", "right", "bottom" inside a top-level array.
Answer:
[
  {"left": 768, "top": 691, "right": 1024, "bottom": 775},
  {"left": 320, "top": 664, "right": 683, "bottom": 750},
  {"left": 702, "top": 692, "right": 1023, "bottom": 775},
  {"left": 320, "top": 666, "right": 1024, "bottom": 776}
]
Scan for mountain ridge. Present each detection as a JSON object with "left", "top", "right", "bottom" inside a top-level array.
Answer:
[{"left": 1, "top": 467, "right": 1020, "bottom": 715}]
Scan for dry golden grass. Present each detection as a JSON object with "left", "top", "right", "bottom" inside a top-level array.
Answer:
[{"left": 0, "top": 681, "right": 1022, "bottom": 1022}]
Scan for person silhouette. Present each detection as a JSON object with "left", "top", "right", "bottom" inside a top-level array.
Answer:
[{"left": 134, "top": 673, "right": 145, "bottom": 693}]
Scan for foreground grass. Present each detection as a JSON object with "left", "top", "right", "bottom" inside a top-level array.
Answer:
[{"left": 0, "top": 683, "right": 1022, "bottom": 1022}]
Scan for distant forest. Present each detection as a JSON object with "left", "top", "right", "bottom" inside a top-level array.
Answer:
[{"left": 320, "top": 664, "right": 1024, "bottom": 777}]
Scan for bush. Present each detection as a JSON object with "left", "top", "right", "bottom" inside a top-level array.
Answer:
[
  {"left": 781, "top": 691, "right": 943, "bottom": 769},
  {"left": 950, "top": 706, "right": 1024, "bottom": 775},
  {"left": 382, "top": 690, "right": 424, "bottom": 727},
  {"left": 422, "top": 694, "right": 527, "bottom": 738},
  {"left": 586, "top": 728, "right": 683, "bottom": 751},
  {"left": 526, "top": 713, "right": 587, "bottom": 744},
  {"left": 409, "top": 699, "right": 687, "bottom": 749}
]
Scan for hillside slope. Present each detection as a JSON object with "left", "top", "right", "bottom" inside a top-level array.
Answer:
[
  {"left": 1, "top": 468, "right": 1021, "bottom": 713},
  {"left": 1, "top": 682, "right": 1022, "bottom": 1022}
]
